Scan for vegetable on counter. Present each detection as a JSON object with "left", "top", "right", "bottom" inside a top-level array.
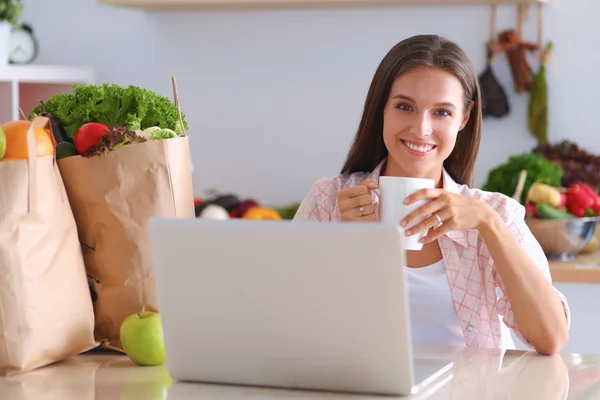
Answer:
[
  {"left": 194, "top": 193, "right": 297, "bottom": 221},
  {"left": 535, "top": 203, "right": 575, "bottom": 219},
  {"left": 505, "top": 144, "right": 600, "bottom": 222},
  {"left": 199, "top": 204, "right": 230, "bottom": 220},
  {"left": 525, "top": 203, "right": 537, "bottom": 218},
  {"left": 230, "top": 200, "right": 260, "bottom": 219},
  {"left": 526, "top": 182, "right": 564, "bottom": 208},
  {"left": 209, "top": 194, "right": 242, "bottom": 212},
  {"left": 566, "top": 183, "right": 598, "bottom": 218},
  {"left": 573, "top": 182, "right": 600, "bottom": 215},
  {"left": 276, "top": 202, "right": 301, "bottom": 220},
  {"left": 523, "top": 181, "right": 600, "bottom": 220},
  {"left": 195, "top": 194, "right": 242, "bottom": 217},
  {"left": 482, "top": 152, "right": 563, "bottom": 205},
  {"left": 533, "top": 140, "right": 600, "bottom": 191},
  {"left": 242, "top": 206, "right": 282, "bottom": 221}
]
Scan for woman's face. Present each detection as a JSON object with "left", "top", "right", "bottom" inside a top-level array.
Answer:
[{"left": 382, "top": 66, "right": 471, "bottom": 184}]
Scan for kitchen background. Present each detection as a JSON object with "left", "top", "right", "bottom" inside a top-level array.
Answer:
[
  {"left": 15, "top": 0, "right": 596, "bottom": 207},
  {"left": 1, "top": 0, "right": 598, "bottom": 356}
]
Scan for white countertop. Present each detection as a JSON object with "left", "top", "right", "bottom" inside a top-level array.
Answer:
[{"left": 1, "top": 345, "right": 595, "bottom": 399}]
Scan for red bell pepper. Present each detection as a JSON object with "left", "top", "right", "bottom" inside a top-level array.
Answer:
[
  {"left": 566, "top": 183, "right": 596, "bottom": 217},
  {"left": 573, "top": 182, "right": 600, "bottom": 215}
]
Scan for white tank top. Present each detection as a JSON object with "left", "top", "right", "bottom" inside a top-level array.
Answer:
[{"left": 405, "top": 260, "right": 515, "bottom": 349}]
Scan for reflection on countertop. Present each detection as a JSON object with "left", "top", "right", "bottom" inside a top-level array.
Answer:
[{"left": 2, "top": 345, "right": 599, "bottom": 399}]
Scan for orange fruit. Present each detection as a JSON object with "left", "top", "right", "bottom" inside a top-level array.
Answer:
[
  {"left": 242, "top": 206, "right": 283, "bottom": 220},
  {"left": 1, "top": 120, "right": 54, "bottom": 159}
]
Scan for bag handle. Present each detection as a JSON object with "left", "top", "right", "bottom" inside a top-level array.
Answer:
[
  {"left": 26, "top": 116, "right": 53, "bottom": 214},
  {"left": 172, "top": 76, "right": 187, "bottom": 137},
  {"left": 52, "top": 157, "right": 69, "bottom": 205}
]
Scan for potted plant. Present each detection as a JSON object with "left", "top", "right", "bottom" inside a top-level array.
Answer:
[{"left": 0, "top": 0, "right": 23, "bottom": 65}]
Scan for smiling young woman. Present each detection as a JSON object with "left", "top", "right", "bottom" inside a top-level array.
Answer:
[{"left": 293, "top": 34, "right": 570, "bottom": 355}]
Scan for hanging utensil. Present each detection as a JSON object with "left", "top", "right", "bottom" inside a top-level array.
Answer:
[
  {"left": 479, "top": 4, "right": 510, "bottom": 118},
  {"left": 528, "top": 2, "right": 552, "bottom": 144},
  {"left": 498, "top": 5, "right": 537, "bottom": 93}
]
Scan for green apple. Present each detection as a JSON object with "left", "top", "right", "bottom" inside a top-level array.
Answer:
[
  {"left": 120, "top": 311, "right": 167, "bottom": 366},
  {"left": 120, "top": 363, "right": 173, "bottom": 400},
  {"left": 0, "top": 125, "right": 6, "bottom": 160}
]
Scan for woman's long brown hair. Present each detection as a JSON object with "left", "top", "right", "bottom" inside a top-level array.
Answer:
[{"left": 340, "top": 34, "right": 482, "bottom": 186}]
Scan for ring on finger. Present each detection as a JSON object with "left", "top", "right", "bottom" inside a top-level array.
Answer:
[
  {"left": 359, "top": 206, "right": 364, "bottom": 216},
  {"left": 433, "top": 213, "right": 443, "bottom": 228}
]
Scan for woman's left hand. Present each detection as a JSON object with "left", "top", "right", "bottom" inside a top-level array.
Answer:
[{"left": 400, "top": 188, "right": 493, "bottom": 243}]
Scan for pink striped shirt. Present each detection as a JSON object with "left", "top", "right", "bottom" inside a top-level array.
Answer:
[{"left": 293, "top": 159, "right": 571, "bottom": 349}]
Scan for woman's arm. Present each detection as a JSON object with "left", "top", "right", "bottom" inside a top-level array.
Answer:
[{"left": 479, "top": 205, "right": 570, "bottom": 355}]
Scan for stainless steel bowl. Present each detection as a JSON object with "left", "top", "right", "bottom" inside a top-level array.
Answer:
[{"left": 525, "top": 217, "right": 600, "bottom": 261}]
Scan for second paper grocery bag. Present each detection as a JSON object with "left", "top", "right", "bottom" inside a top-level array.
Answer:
[{"left": 57, "top": 134, "right": 195, "bottom": 351}]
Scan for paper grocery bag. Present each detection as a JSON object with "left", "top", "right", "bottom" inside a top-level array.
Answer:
[
  {"left": 0, "top": 116, "right": 97, "bottom": 376},
  {"left": 56, "top": 135, "right": 195, "bottom": 351}
]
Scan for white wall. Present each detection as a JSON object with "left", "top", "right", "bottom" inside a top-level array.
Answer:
[{"left": 20, "top": 0, "right": 599, "bottom": 206}]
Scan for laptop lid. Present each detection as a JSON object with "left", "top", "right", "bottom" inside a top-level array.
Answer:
[{"left": 148, "top": 218, "right": 444, "bottom": 396}]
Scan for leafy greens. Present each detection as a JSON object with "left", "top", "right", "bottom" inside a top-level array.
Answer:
[
  {"left": 481, "top": 152, "right": 563, "bottom": 204},
  {"left": 29, "top": 83, "right": 189, "bottom": 139},
  {"left": 82, "top": 126, "right": 147, "bottom": 158}
]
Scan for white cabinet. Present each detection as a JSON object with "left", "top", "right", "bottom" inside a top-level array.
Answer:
[{"left": 0, "top": 65, "right": 94, "bottom": 123}]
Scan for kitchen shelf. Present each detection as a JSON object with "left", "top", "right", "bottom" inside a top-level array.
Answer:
[
  {"left": 0, "top": 65, "right": 95, "bottom": 123},
  {"left": 0, "top": 65, "right": 95, "bottom": 85},
  {"left": 98, "top": 0, "right": 551, "bottom": 10}
]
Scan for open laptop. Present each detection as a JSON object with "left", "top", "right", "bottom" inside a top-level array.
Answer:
[{"left": 147, "top": 218, "right": 453, "bottom": 396}]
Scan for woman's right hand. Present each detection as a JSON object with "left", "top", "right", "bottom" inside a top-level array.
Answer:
[{"left": 337, "top": 179, "right": 378, "bottom": 222}]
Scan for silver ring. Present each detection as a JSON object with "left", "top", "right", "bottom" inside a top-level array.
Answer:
[
  {"left": 359, "top": 206, "right": 364, "bottom": 216},
  {"left": 434, "top": 213, "right": 442, "bottom": 224}
]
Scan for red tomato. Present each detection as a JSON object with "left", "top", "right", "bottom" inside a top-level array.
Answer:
[{"left": 74, "top": 123, "right": 109, "bottom": 154}]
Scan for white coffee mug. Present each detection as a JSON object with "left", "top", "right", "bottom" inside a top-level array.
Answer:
[{"left": 378, "top": 176, "right": 435, "bottom": 251}]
